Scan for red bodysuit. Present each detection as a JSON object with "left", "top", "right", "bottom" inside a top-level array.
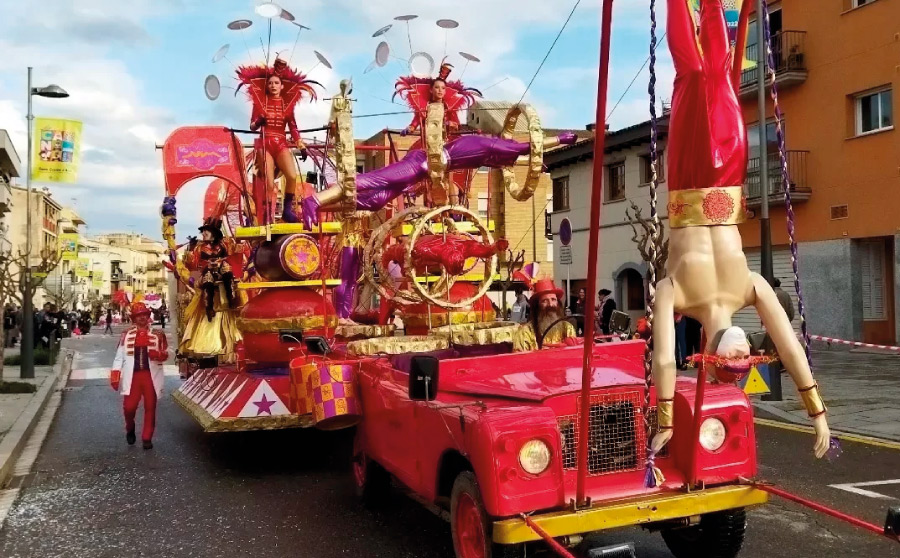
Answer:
[{"left": 252, "top": 98, "right": 299, "bottom": 157}]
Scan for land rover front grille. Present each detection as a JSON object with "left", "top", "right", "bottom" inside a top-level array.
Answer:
[{"left": 558, "top": 391, "right": 659, "bottom": 475}]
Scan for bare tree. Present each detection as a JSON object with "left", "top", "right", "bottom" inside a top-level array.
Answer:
[
  {"left": 495, "top": 248, "right": 526, "bottom": 320},
  {"left": 0, "top": 248, "right": 63, "bottom": 378},
  {"left": 625, "top": 201, "right": 668, "bottom": 280}
]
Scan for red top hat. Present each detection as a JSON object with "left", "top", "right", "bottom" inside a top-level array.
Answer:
[
  {"left": 130, "top": 302, "right": 151, "bottom": 317},
  {"left": 532, "top": 278, "right": 563, "bottom": 300}
]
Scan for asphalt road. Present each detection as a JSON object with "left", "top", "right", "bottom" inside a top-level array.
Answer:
[{"left": 0, "top": 330, "right": 897, "bottom": 558}]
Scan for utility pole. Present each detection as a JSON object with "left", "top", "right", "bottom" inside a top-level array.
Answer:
[{"left": 757, "top": 0, "right": 773, "bottom": 284}]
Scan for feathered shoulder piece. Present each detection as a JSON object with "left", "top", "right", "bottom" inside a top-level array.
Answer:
[
  {"left": 392, "top": 61, "right": 482, "bottom": 114},
  {"left": 235, "top": 57, "right": 322, "bottom": 110}
]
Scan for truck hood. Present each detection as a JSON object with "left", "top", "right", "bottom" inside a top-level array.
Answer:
[{"left": 443, "top": 364, "right": 646, "bottom": 402}]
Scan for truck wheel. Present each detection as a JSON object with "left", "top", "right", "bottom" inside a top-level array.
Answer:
[
  {"left": 450, "top": 471, "right": 525, "bottom": 558},
  {"left": 352, "top": 435, "right": 391, "bottom": 507},
  {"left": 661, "top": 508, "right": 747, "bottom": 558}
]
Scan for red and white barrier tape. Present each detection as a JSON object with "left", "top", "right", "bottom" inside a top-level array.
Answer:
[{"left": 809, "top": 335, "right": 900, "bottom": 353}]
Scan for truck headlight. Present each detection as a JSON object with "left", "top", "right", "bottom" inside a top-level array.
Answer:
[
  {"left": 699, "top": 418, "right": 727, "bottom": 452},
  {"left": 518, "top": 439, "right": 551, "bottom": 475}
]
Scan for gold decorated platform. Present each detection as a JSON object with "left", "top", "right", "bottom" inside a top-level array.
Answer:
[
  {"left": 172, "top": 389, "right": 313, "bottom": 432},
  {"left": 237, "top": 279, "right": 343, "bottom": 289},
  {"left": 234, "top": 222, "right": 343, "bottom": 239}
]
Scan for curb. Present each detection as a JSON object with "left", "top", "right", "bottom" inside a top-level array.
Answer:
[
  {"left": 753, "top": 401, "right": 900, "bottom": 446},
  {"left": 0, "top": 350, "right": 73, "bottom": 489}
]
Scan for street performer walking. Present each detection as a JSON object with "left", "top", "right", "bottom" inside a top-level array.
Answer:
[{"left": 109, "top": 302, "right": 168, "bottom": 449}]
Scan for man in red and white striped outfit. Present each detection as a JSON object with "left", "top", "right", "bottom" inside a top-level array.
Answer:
[{"left": 109, "top": 302, "right": 168, "bottom": 449}]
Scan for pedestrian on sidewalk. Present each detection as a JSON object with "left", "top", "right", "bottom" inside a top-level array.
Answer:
[
  {"left": 595, "top": 288, "right": 616, "bottom": 335},
  {"left": 109, "top": 302, "right": 168, "bottom": 450},
  {"left": 104, "top": 308, "right": 114, "bottom": 335}
]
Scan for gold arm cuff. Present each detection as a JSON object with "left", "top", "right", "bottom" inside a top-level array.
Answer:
[
  {"left": 657, "top": 399, "right": 674, "bottom": 429},
  {"left": 667, "top": 186, "right": 747, "bottom": 228},
  {"left": 798, "top": 384, "right": 827, "bottom": 417}
]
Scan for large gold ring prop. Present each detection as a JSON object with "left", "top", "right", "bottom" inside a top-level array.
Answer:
[
  {"left": 500, "top": 104, "right": 543, "bottom": 202},
  {"left": 363, "top": 206, "right": 431, "bottom": 306},
  {"left": 331, "top": 80, "right": 357, "bottom": 217},
  {"left": 425, "top": 102, "right": 446, "bottom": 190},
  {"left": 406, "top": 205, "right": 496, "bottom": 310}
]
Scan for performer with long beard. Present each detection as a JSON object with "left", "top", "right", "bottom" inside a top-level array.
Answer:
[{"left": 513, "top": 279, "right": 579, "bottom": 352}]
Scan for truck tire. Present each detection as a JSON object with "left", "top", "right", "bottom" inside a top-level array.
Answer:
[
  {"left": 661, "top": 508, "right": 747, "bottom": 558},
  {"left": 352, "top": 434, "right": 391, "bottom": 507},
  {"left": 450, "top": 471, "right": 525, "bottom": 558}
]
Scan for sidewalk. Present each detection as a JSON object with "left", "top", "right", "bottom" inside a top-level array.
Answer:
[
  {"left": 0, "top": 344, "right": 73, "bottom": 488},
  {"left": 753, "top": 347, "right": 900, "bottom": 442}
]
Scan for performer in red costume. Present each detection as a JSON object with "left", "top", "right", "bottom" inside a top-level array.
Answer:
[
  {"left": 397, "top": 61, "right": 479, "bottom": 136},
  {"left": 237, "top": 57, "right": 321, "bottom": 223},
  {"left": 110, "top": 302, "right": 168, "bottom": 449}
]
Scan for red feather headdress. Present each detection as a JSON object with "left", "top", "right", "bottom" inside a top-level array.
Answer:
[
  {"left": 392, "top": 60, "right": 481, "bottom": 116},
  {"left": 236, "top": 57, "right": 322, "bottom": 113}
]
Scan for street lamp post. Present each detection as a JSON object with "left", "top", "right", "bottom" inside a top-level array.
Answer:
[
  {"left": 21, "top": 67, "right": 68, "bottom": 379},
  {"left": 756, "top": 0, "right": 773, "bottom": 284}
]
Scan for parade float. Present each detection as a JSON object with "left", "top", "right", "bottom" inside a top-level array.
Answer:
[{"left": 157, "top": 1, "right": 899, "bottom": 556}]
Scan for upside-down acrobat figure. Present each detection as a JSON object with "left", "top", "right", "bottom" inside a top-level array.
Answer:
[{"left": 651, "top": 0, "right": 830, "bottom": 458}]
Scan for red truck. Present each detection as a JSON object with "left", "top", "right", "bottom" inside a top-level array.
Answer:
[{"left": 349, "top": 339, "right": 768, "bottom": 558}]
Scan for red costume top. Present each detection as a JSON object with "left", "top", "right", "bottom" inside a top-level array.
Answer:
[
  {"left": 394, "top": 62, "right": 480, "bottom": 134},
  {"left": 236, "top": 57, "right": 321, "bottom": 155},
  {"left": 666, "top": 0, "right": 752, "bottom": 227}
]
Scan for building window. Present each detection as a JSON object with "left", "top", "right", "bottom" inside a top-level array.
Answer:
[
  {"left": 606, "top": 162, "right": 625, "bottom": 202},
  {"left": 477, "top": 193, "right": 489, "bottom": 220},
  {"left": 856, "top": 88, "right": 893, "bottom": 135},
  {"left": 552, "top": 176, "right": 570, "bottom": 212},
  {"left": 639, "top": 150, "right": 665, "bottom": 185}
]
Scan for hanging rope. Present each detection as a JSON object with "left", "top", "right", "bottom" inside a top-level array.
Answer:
[
  {"left": 642, "top": 0, "right": 663, "bottom": 488},
  {"left": 761, "top": 0, "right": 812, "bottom": 367}
]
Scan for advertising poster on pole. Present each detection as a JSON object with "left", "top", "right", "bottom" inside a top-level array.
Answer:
[
  {"left": 32, "top": 117, "right": 82, "bottom": 183},
  {"left": 58, "top": 233, "right": 79, "bottom": 261}
]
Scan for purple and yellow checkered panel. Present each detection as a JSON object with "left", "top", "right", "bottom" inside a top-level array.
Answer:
[{"left": 310, "top": 363, "right": 361, "bottom": 430}]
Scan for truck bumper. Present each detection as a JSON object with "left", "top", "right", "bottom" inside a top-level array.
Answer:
[{"left": 492, "top": 485, "right": 768, "bottom": 544}]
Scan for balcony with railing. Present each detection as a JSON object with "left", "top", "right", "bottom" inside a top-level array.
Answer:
[
  {"left": 739, "top": 31, "right": 807, "bottom": 99},
  {"left": 744, "top": 150, "right": 811, "bottom": 208}
]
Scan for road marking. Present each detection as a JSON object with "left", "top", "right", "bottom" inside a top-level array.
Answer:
[
  {"left": 754, "top": 418, "right": 900, "bottom": 451},
  {"left": 828, "top": 479, "right": 900, "bottom": 500}
]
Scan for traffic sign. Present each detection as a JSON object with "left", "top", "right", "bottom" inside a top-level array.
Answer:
[
  {"left": 559, "top": 218, "right": 572, "bottom": 246},
  {"left": 560, "top": 245, "right": 573, "bottom": 265}
]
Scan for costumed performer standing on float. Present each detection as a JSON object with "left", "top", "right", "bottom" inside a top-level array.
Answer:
[
  {"left": 651, "top": 0, "right": 829, "bottom": 457},
  {"left": 399, "top": 61, "right": 465, "bottom": 136},
  {"left": 109, "top": 302, "right": 168, "bottom": 450},
  {"left": 178, "top": 217, "right": 243, "bottom": 362},
  {"left": 238, "top": 57, "right": 321, "bottom": 223},
  {"left": 513, "top": 279, "right": 579, "bottom": 352}
]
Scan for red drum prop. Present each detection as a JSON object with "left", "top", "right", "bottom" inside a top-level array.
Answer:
[
  {"left": 255, "top": 234, "right": 321, "bottom": 281},
  {"left": 309, "top": 362, "right": 361, "bottom": 431}
]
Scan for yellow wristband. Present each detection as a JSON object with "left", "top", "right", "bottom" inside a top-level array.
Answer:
[
  {"left": 798, "top": 384, "right": 827, "bottom": 418},
  {"left": 657, "top": 398, "right": 674, "bottom": 429}
]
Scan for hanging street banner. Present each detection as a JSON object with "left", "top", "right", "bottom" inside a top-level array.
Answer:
[
  {"left": 58, "top": 233, "right": 79, "bottom": 260},
  {"left": 75, "top": 258, "right": 91, "bottom": 278},
  {"left": 92, "top": 270, "right": 104, "bottom": 289},
  {"left": 32, "top": 117, "right": 82, "bottom": 183}
]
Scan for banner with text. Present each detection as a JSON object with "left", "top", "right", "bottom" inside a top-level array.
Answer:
[
  {"left": 92, "top": 270, "right": 103, "bottom": 289},
  {"left": 32, "top": 117, "right": 82, "bottom": 183},
  {"left": 58, "top": 233, "right": 79, "bottom": 260},
  {"left": 75, "top": 258, "right": 91, "bottom": 278}
]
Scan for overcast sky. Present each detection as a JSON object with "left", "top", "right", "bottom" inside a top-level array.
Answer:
[{"left": 0, "top": 0, "right": 674, "bottom": 241}]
